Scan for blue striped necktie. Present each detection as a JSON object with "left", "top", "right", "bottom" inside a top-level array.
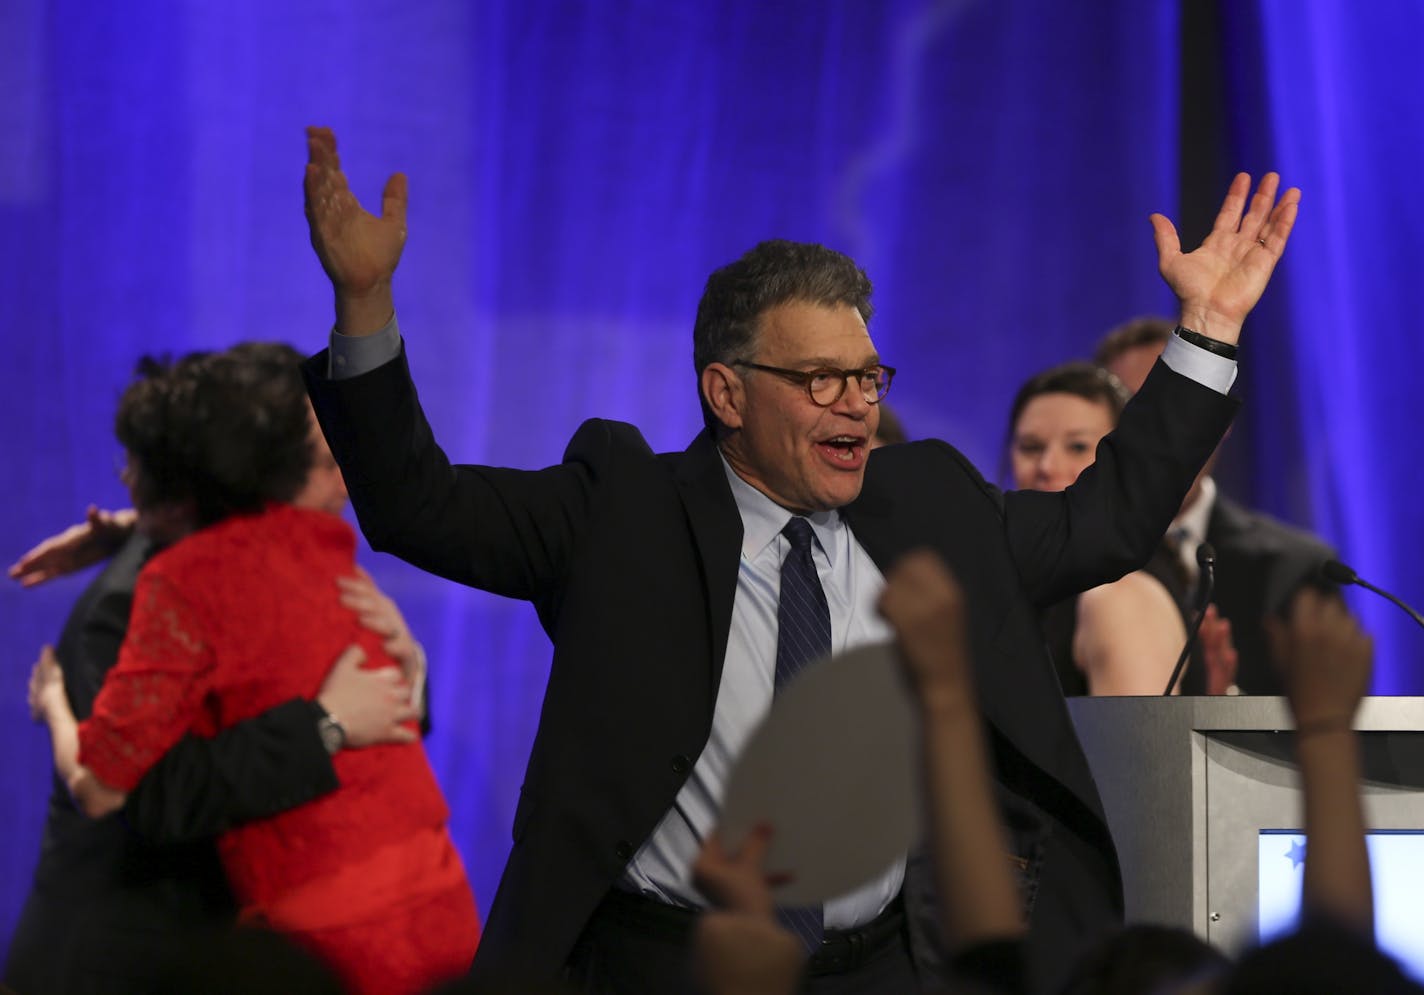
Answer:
[{"left": 773, "top": 516, "right": 829, "bottom": 950}]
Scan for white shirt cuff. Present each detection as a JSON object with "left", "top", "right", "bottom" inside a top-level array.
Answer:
[
  {"left": 1160, "top": 330, "right": 1238, "bottom": 394},
  {"left": 328, "top": 314, "right": 402, "bottom": 380}
]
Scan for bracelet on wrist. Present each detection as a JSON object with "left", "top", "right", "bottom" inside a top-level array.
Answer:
[{"left": 1175, "top": 325, "right": 1240, "bottom": 360}]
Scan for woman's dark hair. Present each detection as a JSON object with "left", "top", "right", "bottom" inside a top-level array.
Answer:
[
  {"left": 114, "top": 343, "right": 312, "bottom": 527},
  {"left": 1007, "top": 361, "right": 1131, "bottom": 440}
]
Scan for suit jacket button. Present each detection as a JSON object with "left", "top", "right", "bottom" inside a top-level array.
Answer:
[
  {"left": 615, "top": 841, "right": 633, "bottom": 862},
  {"left": 670, "top": 754, "right": 690, "bottom": 775}
]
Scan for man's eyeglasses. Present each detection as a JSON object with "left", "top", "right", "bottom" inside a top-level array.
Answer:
[{"left": 732, "top": 361, "right": 896, "bottom": 407}]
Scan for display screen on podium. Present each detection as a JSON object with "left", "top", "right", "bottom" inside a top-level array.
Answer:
[{"left": 1258, "top": 831, "right": 1424, "bottom": 980}]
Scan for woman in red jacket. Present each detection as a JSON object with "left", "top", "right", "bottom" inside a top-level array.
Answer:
[{"left": 30, "top": 345, "right": 479, "bottom": 995}]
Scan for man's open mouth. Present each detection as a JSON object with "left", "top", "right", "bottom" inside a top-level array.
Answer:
[{"left": 817, "top": 435, "right": 867, "bottom": 463}]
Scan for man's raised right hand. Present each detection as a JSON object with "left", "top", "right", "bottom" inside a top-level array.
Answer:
[{"left": 304, "top": 126, "right": 408, "bottom": 336}]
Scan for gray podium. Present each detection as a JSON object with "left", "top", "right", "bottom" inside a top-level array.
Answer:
[{"left": 1067, "top": 696, "right": 1424, "bottom": 954}]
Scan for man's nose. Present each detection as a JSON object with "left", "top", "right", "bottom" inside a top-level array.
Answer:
[{"left": 832, "top": 377, "right": 873, "bottom": 417}]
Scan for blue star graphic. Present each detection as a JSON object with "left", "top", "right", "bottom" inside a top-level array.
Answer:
[{"left": 1286, "top": 837, "right": 1307, "bottom": 869}]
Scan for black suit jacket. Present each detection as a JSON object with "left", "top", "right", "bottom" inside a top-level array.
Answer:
[
  {"left": 5, "top": 535, "right": 339, "bottom": 994},
  {"left": 306, "top": 347, "right": 1234, "bottom": 990}
]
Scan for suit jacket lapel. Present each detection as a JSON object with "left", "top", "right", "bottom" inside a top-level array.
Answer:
[{"left": 674, "top": 430, "right": 744, "bottom": 696}]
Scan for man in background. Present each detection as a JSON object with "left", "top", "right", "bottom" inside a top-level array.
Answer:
[{"left": 1096, "top": 317, "right": 1345, "bottom": 695}]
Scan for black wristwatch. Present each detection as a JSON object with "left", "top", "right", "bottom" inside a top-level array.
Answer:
[{"left": 316, "top": 707, "right": 347, "bottom": 755}]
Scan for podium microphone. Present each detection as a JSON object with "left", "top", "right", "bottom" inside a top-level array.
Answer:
[
  {"left": 1162, "top": 542, "right": 1216, "bottom": 696},
  {"left": 1321, "top": 560, "right": 1424, "bottom": 631}
]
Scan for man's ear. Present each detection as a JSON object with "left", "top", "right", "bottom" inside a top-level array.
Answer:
[{"left": 701, "top": 363, "right": 744, "bottom": 431}]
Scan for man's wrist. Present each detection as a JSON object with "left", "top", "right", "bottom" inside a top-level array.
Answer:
[
  {"left": 916, "top": 683, "right": 978, "bottom": 724},
  {"left": 1293, "top": 713, "right": 1355, "bottom": 738},
  {"left": 334, "top": 282, "right": 395, "bottom": 337},
  {"left": 1176, "top": 306, "right": 1243, "bottom": 346}
]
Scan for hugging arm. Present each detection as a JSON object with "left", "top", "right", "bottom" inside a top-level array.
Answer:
[
  {"left": 9, "top": 507, "right": 137, "bottom": 588},
  {"left": 128, "top": 636, "right": 422, "bottom": 843}
]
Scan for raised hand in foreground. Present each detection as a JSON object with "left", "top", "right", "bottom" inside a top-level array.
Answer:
[
  {"left": 693, "top": 825, "right": 806, "bottom": 995},
  {"left": 1267, "top": 588, "right": 1375, "bottom": 934},
  {"left": 879, "top": 551, "right": 1025, "bottom": 952}
]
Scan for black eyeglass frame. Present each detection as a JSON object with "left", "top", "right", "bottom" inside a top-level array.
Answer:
[{"left": 731, "top": 360, "right": 896, "bottom": 407}]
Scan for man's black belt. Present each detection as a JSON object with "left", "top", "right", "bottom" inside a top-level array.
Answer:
[{"left": 806, "top": 895, "right": 906, "bottom": 976}]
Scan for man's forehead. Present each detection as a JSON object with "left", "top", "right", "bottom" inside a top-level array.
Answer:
[
  {"left": 759, "top": 297, "right": 865, "bottom": 322},
  {"left": 756, "top": 300, "right": 874, "bottom": 353}
]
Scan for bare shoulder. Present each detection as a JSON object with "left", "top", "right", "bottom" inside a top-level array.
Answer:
[
  {"left": 1078, "top": 570, "right": 1179, "bottom": 620},
  {"left": 1074, "top": 570, "right": 1187, "bottom": 694}
]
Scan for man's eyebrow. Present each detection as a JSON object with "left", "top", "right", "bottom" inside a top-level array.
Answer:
[{"left": 793, "top": 354, "right": 882, "bottom": 368}]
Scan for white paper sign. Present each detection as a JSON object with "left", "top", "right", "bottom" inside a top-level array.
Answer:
[{"left": 718, "top": 641, "right": 922, "bottom": 904}]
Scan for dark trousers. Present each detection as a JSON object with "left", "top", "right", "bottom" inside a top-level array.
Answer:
[{"left": 565, "top": 890, "right": 921, "bottom": 994}]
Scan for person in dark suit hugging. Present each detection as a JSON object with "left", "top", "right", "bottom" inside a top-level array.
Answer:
[{"left": 300, "top": 123, "right": 1298, "bottom": 993}]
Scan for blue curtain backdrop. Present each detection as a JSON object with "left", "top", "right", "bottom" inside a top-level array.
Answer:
[{"left": 1, "top": 0, "right": 1419, "bottom": 947}]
